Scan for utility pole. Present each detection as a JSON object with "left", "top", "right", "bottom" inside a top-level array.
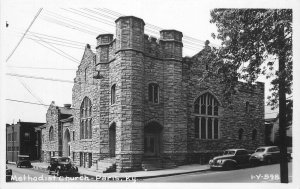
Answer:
[{"left": 277, "top": 13, "right": 288, "bottom": 183}]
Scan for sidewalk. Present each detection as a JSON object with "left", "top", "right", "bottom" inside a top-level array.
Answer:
[
  {"left": 79, "top": 164, "right": 210, "bottom": 179},
  {"left": 9, "top": 161, "right": 210, "bottom": 179}
]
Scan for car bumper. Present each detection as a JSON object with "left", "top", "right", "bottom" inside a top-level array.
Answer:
[
  {"left": 209, "top": 162, "right": 224, "bottom": 169},
  {"left": 249, "top": 157, "right": 264, "bottom": 164},
  {"left": 6, "top": 170, "right": 12, "bottom": 181}
]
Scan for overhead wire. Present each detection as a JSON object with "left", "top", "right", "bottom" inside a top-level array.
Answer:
[
  {"left": 96, "top": 8, "right": 213, "bottom": 47},
  {"left": 6, "top": 8, "right": 43, "bottom": 62},
  {"left": 63, "top": 8, "right": 205, "bottom": 51},
  {"left": 7, "top": 65, "right": 77, "bottom": 71},
  {"left": 29, "top": 33, "right": 81, "bottom": 64},
  {"left": 18, "top": 79, "right": 48, "bottom": 110}
]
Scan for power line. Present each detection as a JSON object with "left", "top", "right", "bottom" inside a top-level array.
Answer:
[
  {"left": 98, "top": 8, "right": 213, "bottom": 46},
  {"left": 29, "top": 36, "right": 80, "bottom": 64},
  {"left": 44, "top": 10, "right": 110, "bottom": 34},
  {"left": 63, "top": 8, "right": 205, "bottom": 51},
  {"left": 6, "top": 99, "right": 49, "bottom": 107},
  {"left": 18, "top": 79, "right": 47, "bottom": 109},
  {"left": 10, "top": 28, "right": 87, "bottom": 50},
  {"left": 5, "top": 98, "right": 280, "bottom": 117},
  {"left": 30, "top": 31, "right": 81, "bottom": 63},
  {"left": 6, "top": 8, "right": 43, "bottom": 62},
  {"left": 6, "top": 73, "right": 74, "bottom": 83},
  {"left": 7, "top": 65, "right": 76, "bottom": 71},
  {"left": 41, "top": 16, "right": 98, "bottom": 36}
]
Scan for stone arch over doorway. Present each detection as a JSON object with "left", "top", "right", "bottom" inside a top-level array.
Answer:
[
  {"left": 63, "top": 128, "right": 71, "bottom": 157},
  {"left": 109, "top": 122, "right": 116, "bottom": 157},
  {"left": 144, "top": 121, "right": 163, "bottom": 157}
]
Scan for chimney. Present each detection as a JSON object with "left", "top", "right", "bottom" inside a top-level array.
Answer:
[{"left": 64, "top": 104, "right": 71, "bottom": 109}]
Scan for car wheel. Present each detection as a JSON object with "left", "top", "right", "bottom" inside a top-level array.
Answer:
[
  {"left": 6, "top": 176, "right": 11, "bottom": 182},
  {"left": 56, "top": 169, "right": 61, "bottom": 177},
  {"left": 266, "top": 158, "right": 272, "bottom": 165},
  {"left": 223, "top": 162, "right": 233, "bottom": 170}
]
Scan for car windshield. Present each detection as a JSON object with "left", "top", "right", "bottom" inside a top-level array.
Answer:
[
  {"left": 255, "top": 148, "right": 266, "bottom": 152},
  {"left": 223, "top": 150, "right": 236, "bottom": 155},
  {"left": 58, "top": 158, "right": 70, "bottom": 162}
]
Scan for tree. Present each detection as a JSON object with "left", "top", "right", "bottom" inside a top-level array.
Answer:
[{"left": 210, "top": 9, "right": 292, "bottom": 183}]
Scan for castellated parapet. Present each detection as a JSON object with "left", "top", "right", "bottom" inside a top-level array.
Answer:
[{"left": 94, "top": 16, "right": 183, "bottom": 68}]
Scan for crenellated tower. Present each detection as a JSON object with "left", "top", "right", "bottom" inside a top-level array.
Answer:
[{"left": 114, "top": 16, "right": 145, "bottom": 172}]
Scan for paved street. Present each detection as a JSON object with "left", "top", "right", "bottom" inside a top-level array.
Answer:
[
  {"left": 7, "top": 162, "right": 292, "bottom": 183},
  {"left": 143, "top": 162, "right": 293, "bottom": 183}
]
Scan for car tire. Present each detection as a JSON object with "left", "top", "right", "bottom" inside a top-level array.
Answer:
[
  {"left": 223, "top": 162, "right": 233, "bottom": 171},
  {"left": 266, "top": 158, "right": 272, "bottom": 165},
  {"left": 56, "top": 169, "right": 60, "bottom": 177},
  {"left": 6, "top": 176, "right": 11, "bottom": 182}
]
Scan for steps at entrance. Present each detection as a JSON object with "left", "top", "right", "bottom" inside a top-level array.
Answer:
[
  {"left": 93, "top": 157, "right": 116, "bottom": 173},
  {"left": 142, "top": 157, "right": 163, "bottom": 171}
]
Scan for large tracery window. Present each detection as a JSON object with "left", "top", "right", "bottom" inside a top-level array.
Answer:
[
  {"left": 80, "top": 97, "right": 92, "bottom": 139},
  {"left": 194, "top": 92, "right": 220, "bottom": 139}
]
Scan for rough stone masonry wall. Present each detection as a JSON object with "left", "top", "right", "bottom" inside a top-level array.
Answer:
[
  {"left": 62, "top": 121, "right": 73, "bottom": 157},
  {"left": 184, "top": 50, "right": 265, "bottom": 164},
  {"left": 72, "top": 46, "right": 101, "bottom": 167},
  {"left": 113, "top": 16, "right": 145, "bottom": 172},
  {"left": 143, "top": 56, "right": 165, "bottom": 131},
  {"left": 41, "top": 103, "right": 60, "bottom": 162}
]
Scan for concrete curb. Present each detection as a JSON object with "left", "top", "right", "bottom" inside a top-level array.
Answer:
[
  {"left": 30, "top": 163, "right": 210, "bottom": 180},
  {"left": 81, "top": 168, "right": 211, "bottom": 180}
]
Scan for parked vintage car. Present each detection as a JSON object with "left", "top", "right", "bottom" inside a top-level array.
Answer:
[
  {"left": 209, "top": 149, "right": 251, "bottom": 170},
  {"left": 249, "top": 146, "right": 291, "bottom": 165},
  {"left": 16, "top": 155, "right": 32, "bottom": 168},
  {"left": 47, "top": 156, "right": 78, "bottom": 177},
  {"left": 6, "top": 166, "right": 12, "bottom": 182}
]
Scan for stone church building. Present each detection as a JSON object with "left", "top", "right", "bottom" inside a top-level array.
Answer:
[{"left": 41, "top": 16, "right": 264, "bottom": 172}]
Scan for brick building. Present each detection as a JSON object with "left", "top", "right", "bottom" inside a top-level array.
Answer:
[
  {"left": 6, "top": 121, "right": 45, "bottom": 162},
  {"left": 41, "top": 16, "right": 264, "bottom": 172}
]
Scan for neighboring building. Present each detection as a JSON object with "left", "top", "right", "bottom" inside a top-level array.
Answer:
[
  {"left": 41, "top": 102, "right": 73, "bottom": 162},
  {"left": 265, "top": 118, "right": 276, "bottom": 145},
  {"left": 265, "top": 117, "right": 292, "bottom": 146},
  {"left": 42, "top": 16, "right": 265, "bottom": 172},
  {"left": 6, "top": 121, "right": 45, "bottom": 162}
]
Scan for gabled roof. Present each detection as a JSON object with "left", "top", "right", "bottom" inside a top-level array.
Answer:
[
  {"left": 60, "top": 116, "right": 74, "bottom": 123},
  {"left": 58, "top": 106, "right": 73, "bottom": 116}
]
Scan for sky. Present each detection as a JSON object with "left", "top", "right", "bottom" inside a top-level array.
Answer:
[{"left": 0, "top": 0, "right": 298, "bottom": 124}]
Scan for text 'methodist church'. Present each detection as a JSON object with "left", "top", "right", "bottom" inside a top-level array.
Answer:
[{"left": 41, "top": 16, "right": 264, "bottom": 172}]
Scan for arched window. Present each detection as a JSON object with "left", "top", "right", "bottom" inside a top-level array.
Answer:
[
  {"left": 111, "top": 84, "right": 116, "bottom": 104},
  {"left": 80, "top": 97, "right": 92, "bottom": 139},
  {"left": 238, "top": 128, "right": 244, "bottom": 140},
  {"left": 194, "top": 92, "right": 220, "bottom": 139},
  {"left": 148, "top": 83, "right": 159, "bottom": 103},
  {"left": 246, "top": 101, "right": 250, "bottom": 113},
  {"left": 84, "top": 68, "right": 88, "bottom": 82},
  {"left": 252, "top": 129, "right": 257, "bottom": 140},
  {"left": 49, "top": 126, "right": 54, "bottom": 141}
]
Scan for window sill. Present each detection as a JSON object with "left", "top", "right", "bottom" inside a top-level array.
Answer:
[
  {"left": 148, "top": 101, "right": 160, "bottom": 105},
  {"left": 195, "top": 138, "right": 220, "bottom": 141},
  {"left": 79, "top": 139, "right": 92, "bottom": 142}
]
